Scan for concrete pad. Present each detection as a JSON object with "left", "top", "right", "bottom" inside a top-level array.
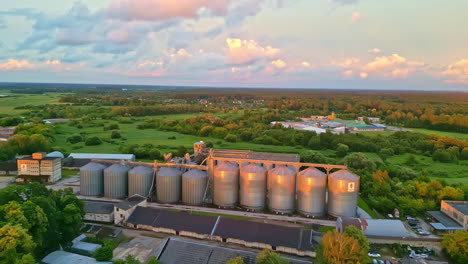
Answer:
[{"left": 113, "top": 236, "right": 164, "bottom": 263}]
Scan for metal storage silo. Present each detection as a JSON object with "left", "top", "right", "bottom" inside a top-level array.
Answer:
[
  {"left": 240, "top": 163, "right": 267, "bottom": 210},
  {"left": 297, "top": 167, "right": 327, "bottom": 217},
  {"left": 213, "top": 161, "right": 239, "bottom": 208},
  {"left": 182, "top": 169, "right": 208, "bottom": 206},
  {"left": 156, "top": 167, "right": 182, "bottom": 203},
  {"left": 80, "top": 162, "right": 106, "bottom": 196},
  {"left": 268, "top": 165, "right": 296, "bottom": 214},
  {"left": 327, "top": 170, "right": 359, "bottom": 217},
  {"left": 104, "top": 164, "right": 130, "bottom": 199},
  {"left": 128, "top": 165, "right": 154, "bottom": 197}
]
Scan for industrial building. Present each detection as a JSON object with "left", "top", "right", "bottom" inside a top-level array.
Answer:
[
  {"left": 17, "top": 152, "right": 62, "bottom": 183},
  {"left": 42, "top": 250, "right": 111, "bottom": 264},
  {"left": 125, "top": 206, "right": 315, "bottom": 257},
  {"left": 156, "top": 237, "right": 312, "bottom": 264},
  {"left": 337, "top": 217, "right": 409, "bottom": 237},
  {"left": 427, "top": 200, "right": 467, "bottom": 232},
  {"left": 78, "top": 145, "right": 359, "bottom": 219},
  {"left": 83, "top": 201, "right": 115, "bottom": 223},
  {"left": 0, "top": 127, "right": 15, "bottom": 142},
  {"left": 114, "top": 194, "right": 147, "bottom": 225}
]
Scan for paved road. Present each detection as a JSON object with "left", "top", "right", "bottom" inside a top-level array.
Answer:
[
  {"left": 0, "top": 176, "right": 15, "bottom": 189},
  {"left": 79, "top": 195, "right": 337, "bottom": 227}
]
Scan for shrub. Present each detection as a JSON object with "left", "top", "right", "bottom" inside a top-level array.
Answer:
[
  {"left": 111, "top": 131, "right": 121, "bottom": 139},
  {"left": 224, "top": 134, "right": 237, "bottom": 143},
  {"left": 85, "top": 137, "right": 102, "bottom": 146},
  {"left": 103, "top": 123, "right": 119, "bottom": 131},
  {"left": 66, "top": 134, "right": 83, "bottom": 144},
  {"left": 301, "top": 151, "right": 327, "bottom": 164}
]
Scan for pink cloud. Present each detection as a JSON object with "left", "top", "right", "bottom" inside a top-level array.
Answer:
[
  {"left": 107, "top": 0, "right": 232, "bottom": 20},
  {"left": 225, "top": 38, "right": 280, "bottom": 65},
  {"left": 335, "top": 57, "right": 360, "bottom": 68},
  {"left": 442, "top": 59, "right": 468, "bottom": 85},
  {"left": 0, "top": 59, "right": 34, "bottom": 71},
  {"left": 351, "top": 12, "right": 361, "bottom": 22},
  {"left": 368, "top": 48, "right": 381, "bottom": 54},
  {"left": 362, "top": 54, "right": 424, "bottom": 78}
]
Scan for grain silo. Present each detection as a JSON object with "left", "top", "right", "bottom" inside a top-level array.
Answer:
[
  {"left": 297, "top": 167, "right": 327, "bottom": 217},
  {"left": 268, "top": 165, "right": 296, "bottom": 214},
  {"left": 182, "top": 169, "right": 208, "bottom": 206},
  {"left": 104, "top": 164, "right": 130, "bottom": 199},
  {"left": 80, "top": 162, "right": 106, "bottom": 196},
  {"left": 213, "top": 161, "right": 239, "bottom": 208},
  {"left": 128, "top": 165, "right": 154, "bottom": 197},
  {"left": 327, "top": 170, "right": 359, "bottom": 217},
  {"left": 239, "top": 163, "right": 267, "bottom": 210},
  {"left": 156, "top": 167, "right": 182, "bottom": 204}
]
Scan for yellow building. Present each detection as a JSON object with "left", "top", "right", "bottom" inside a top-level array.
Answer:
[{"left": 17, "top": 152, "right": 62, "bottom": 183}]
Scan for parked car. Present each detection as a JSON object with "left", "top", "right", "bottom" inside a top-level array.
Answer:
[
  {"left": 372, "top": 259, "right": 378, "bottom": 264},
  {"left": 368, "top": 252, "right": 381, "bottom": 258},
  {"left": 385, "top": 260, "right": 392, "bottom": 264},
  {"left": 416, "top": 229, "right": 431, "bottom": 235},
  {"left": 410, "top": 250, "right": 429, "bottom": 259},
  {"left": 378, "top": 260, "right": 385, "bottom": 264}
]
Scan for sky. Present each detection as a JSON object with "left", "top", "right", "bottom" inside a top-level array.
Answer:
[{"left": 0, "top": 0, "right": 467, "bottom": 90}]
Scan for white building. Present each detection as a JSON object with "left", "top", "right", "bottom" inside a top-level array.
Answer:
[
  {"left": 114, "top": 194, "right": 147, "bottom": 225},
  {"left": 84, "top": 201, "right": 115, "bottom": 223},
  {"left": 337, "top": 217, "right": 409, "bottom": 237}
]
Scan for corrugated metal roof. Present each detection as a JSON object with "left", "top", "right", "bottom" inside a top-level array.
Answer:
[
  {"left": 42, "top": 251, "right": 111, "bottom": 264},
  {"left": 445, "top": 201, "right": 468, "bottom": 215},
  {"left": 158, "top": 237, "right": 312, "bottom": 264},
  {"left": 69, "top": 153, "right": 135, "bottom": 160},
  {"left": 427, "top": 211, "right": 464, "bottom": 228},
  {"left": 212, "top": 149, "right": 300, "bottom": 163},
  {"left": 115, "top": 194, "right": 146, "bottom": 210},
  {"left": 340, "top": 217, "right": 409, "bottom": 237},
  {"left": 84, "top": 201, "right": 115, "bottom": 214}
]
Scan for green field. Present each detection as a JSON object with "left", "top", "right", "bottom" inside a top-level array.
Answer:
[
  {"left": 408, "top": 128, "right": 468, "bottom": 140},
  {"left": 358, "top": 197, "right": 378, "bottom": 219},
  {"left": 386, "top": 153, "right": 468, "bottom": 183},
  {"left": 0, "top": 91, "right": 66, "bottom": 115}
]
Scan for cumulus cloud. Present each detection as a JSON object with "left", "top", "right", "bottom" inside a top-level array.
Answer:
[
  {"left": 362, "top": 54, "right": 424, "bottom": 78},
  {"left": 335, "top": 57, "right": 360, "bottom": 68},
  {"left": 225, "top": 38, "right": 280, "bottom": 65},
  {"left": 0, "top": 59, "right": 34, "bottom": 71},
  {"left": 442, "top": 59, "right": 468, "bottom": 85},
  {"left": 368, "top": 48, "right": 381, "bottom": 54}
]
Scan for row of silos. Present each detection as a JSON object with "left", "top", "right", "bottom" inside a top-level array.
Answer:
[
  {"left": 212, "top": 161, "right": 359, "bottom": 217},
  {"left": 80, "top": 163, "right": 154, "bottom": 198},
  {"left": 155, "top": 167, "right": 208, "bottom": 205}
]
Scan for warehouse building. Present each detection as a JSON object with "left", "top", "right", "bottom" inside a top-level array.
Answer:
[
  {"left": 156, "top": 237, "right": 312, "bottom": 264},
  {"left": 83, "top": 201, "right": 115, "bottom": 223},
  {"left": 125, "top": 206, "right": 315, "bottom": 257},
  {"left": 427, "top": 200, "right": 467, "bottom": 232},
  {"left": 17, "top": 152, "right": 62, "bottom": 183},
  {"left": 42, "top": 250, "right": 111, "bottom": 264},
  {"left": 337, "top": 217, "right": 409, "bottom": 237},
  {"left": 68, "top": 153, "right": 135, "bottom": 167}
]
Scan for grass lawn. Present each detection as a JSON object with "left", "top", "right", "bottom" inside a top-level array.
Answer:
[
  {"left": 358, "top": 197, "right": 378, "bottom": 219},
  {"left": 0, "top": 91, "right": 65, "bottom": 115},
  {"left": 52, "top": 118, "right": 310, "bottom": 155},
  {"left": 386, "top": 153, "right": 468, "bottom": 182},
  {"left": 318, "top": 226, "right": 336, "bottom": 233},
  {"left": 409, "top": 128, "right": 468, "bottom": 141},
  {"left": 62, "top": 169, "right": 78, "bottom": 178}
]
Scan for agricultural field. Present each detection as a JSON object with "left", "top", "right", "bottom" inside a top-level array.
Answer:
[{"left": 0, "top": 90, "right": 66, "bottom": 114}]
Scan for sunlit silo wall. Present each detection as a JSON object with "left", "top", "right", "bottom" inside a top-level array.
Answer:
[
  {"left": 80, "top": 162, "right": 106, "bottom": 196},
  {"left": 327, "top": 170, "right": 359, "bottom": 217},
  {"left": 156, "top": 167, "right": 182, "bottom": 204},
  {"left": 182, "top": 169, "right": 208, "bottom": 206},
  {"left": 128, "top": 165, "right": 154, "bottom": 197},
  {"left": 268, "top": 165, "right": 296, "bottom": 214},
  {"left": 239, "top": 163, "right": 267, "bottom": 210},
  {"left": 297, "top": 167, "right": 327, "bottom": 217},
  {"left": 104, "top": 164, "right": 130, "bottom": 199},
  {"left": 213, "top": 161, "right": 239, "bottom": 208}
]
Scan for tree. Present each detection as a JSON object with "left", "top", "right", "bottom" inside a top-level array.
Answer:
[
  {"left": 114, "top": 255, "right": 142, "bottom": 264},
  {"left": 255, "top": 249, "right": 289, "bottom": 264},
  {"left": 93, "top": 246, "right": 114, "bottom": 261},
  {"left": 315, "top": 230, "right": 362, "bottom": 264},
  {"left": 224, "top": 134, "right": 237, "bottom": 143},
  {"left": 301, "top": 151, "right": 327, "bottom": 164},
  {"left": 226, "top": 256, "right": 244, "bottom": 264},
  {"left": 341, "top": 153, "right": 376, "bottom": 172},
  {"left": 146, "top": 256, "right": 161, "bottom": 264},
  {"left": 336, "top": 143, "right": 349, "bottom": 157},
  {"left": 441, "top": 231, "right": 468, "bottom": 263},
  {"left": 432, "top": 149, "right": 452, "bottom": 163},
  {"left": 66, "top": 134, "right": 83, "bottom": 144},
  {"left": 0, "top": 224, "right": 36, "bottom": 264},
  {"left": 20, "top": 201, "right": 48, "bottom": 253},
  {"left": 85, "top": 136, "right": 102, "bottom": 146},
  {"left": 176, "top": 145, "right": 187, "bottom": 157},
  {"left": 343, "top": 226, "right": 370, "bottom": 263}
]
